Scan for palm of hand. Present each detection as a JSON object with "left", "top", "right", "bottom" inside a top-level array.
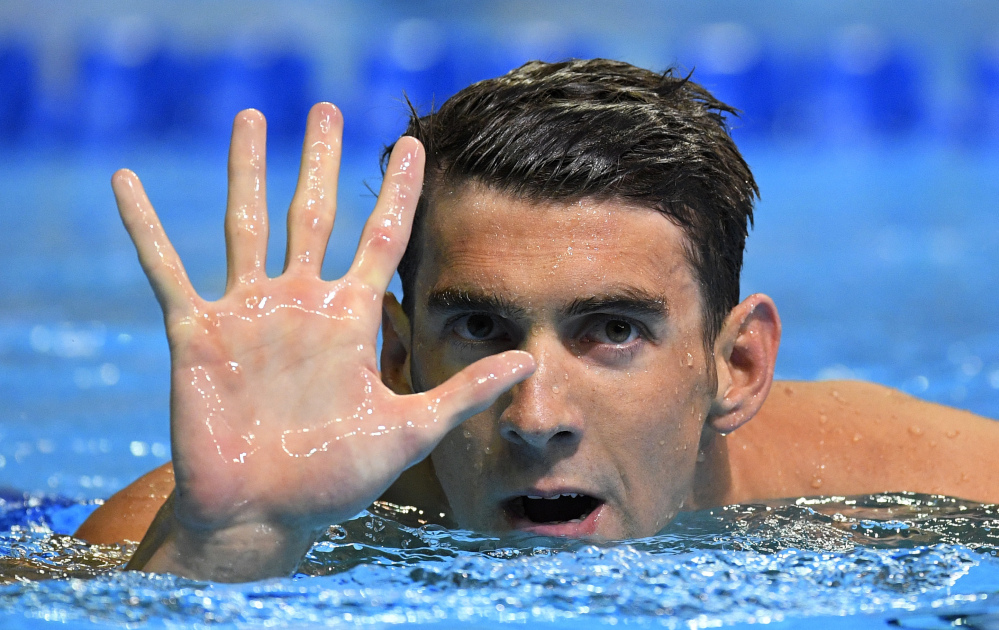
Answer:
[
  {"left": 168, "top": 275, "right": 412, "bottom": 530},
  {"left": 112, "top": 105, "right": 533, "bottom": 537}
]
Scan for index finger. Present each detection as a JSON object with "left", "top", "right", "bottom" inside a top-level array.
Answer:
[
  {"left": 112, "top": 169, "right": 197, "bottom": 314},
  {"left": 347, "top": 137, "right": 424, "bottom": 292}
]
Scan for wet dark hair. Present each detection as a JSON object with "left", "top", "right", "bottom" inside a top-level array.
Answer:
[{"left": 382, "top": 58, "right": 758, "bottom": 346}]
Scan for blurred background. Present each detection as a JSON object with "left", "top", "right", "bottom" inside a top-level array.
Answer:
[
  {"left": 2, "top": 0, "right": 999, "bottom": 500},
  {"left": 2, "top": 1, "right": 999, "bottom": 149}
]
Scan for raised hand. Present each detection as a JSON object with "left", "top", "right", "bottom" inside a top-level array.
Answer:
[{"left": 111, "top": 104, "right": 535, "bottom": 581}]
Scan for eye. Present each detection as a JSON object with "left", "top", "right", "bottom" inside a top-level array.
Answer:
[
  {"left": 590, "top": 319, "right": 640, "bottom": 345},
  {"left": 604, "top": 320, "right": 634, "bottom": 344},
  {"left": 454, "top": 314, "right": 504, "bottom": 342}
]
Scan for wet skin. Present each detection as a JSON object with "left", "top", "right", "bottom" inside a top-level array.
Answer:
[
  {"left": 386, "top": 185, "right": 743, "bottom": 539},
  {"left": 75, "top": 105, "right": 999, "bottom": 581},
  {"left": 101, "top": 105, "right": 536, "bottom": 581}
]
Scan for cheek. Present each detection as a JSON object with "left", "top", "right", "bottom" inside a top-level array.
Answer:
[
  {"left": 606, "top": 397, "right": 705, "bottom": 534},
  {"left": 599, "top": 356, "right": 710, "bottom": 425},
  {"left": 430, "top": 411, "right": 501, "bottom": 525},
  {"left": 430, "top": 411, "right": 494, "bottom": 485},
  {"left": 607, "top": 355, "right": 711, "bottom": 506},
  {"left": 611, "top": 389, "right": 704, "bottom": 473},
  {"left": 410, "top": 335, "right": 467, "bottom": 393},
  {"left": 429, "top": 431, "right": 471, "bottom": 513}
]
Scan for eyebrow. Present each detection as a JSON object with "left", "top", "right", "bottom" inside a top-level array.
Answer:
[
  {"left": 425, "top": 286, "right": 668, "bottom": 321},
  {"left": 565, "top": 292, "right": 668, "bottom": 319},
  {"left": 425, "top": 287, "right": 530, "bottom": 320}
]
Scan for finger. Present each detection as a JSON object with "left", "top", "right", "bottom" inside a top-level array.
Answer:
[
  {"left": 284, "top": 102, "right": 343, "bottom": 275},
  {"left": 112, "top": 169, "right": 197, "bottom": 314},
  {"left": 224, "top": 109, "right": 269, "bottom": 291},
  {"left": 348, "top": 137, "right": 424, "bottom": 292},
  {"left": 418, "top": 350, "right": 536, "bottom": 438}
]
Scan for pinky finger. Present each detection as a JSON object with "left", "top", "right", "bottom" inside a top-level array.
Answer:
[{"left": 112, "top": 169, "right": 197, "bottom": 314}]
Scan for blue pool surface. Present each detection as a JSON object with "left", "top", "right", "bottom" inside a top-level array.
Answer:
[
  {"left": 3, "top": 493, "right": 999, "bottom": 628},
  {"left": 1, "top": 142, "right": 998, "bottom": 627}
]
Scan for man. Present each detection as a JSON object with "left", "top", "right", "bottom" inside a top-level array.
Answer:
[{"left": 76, "top": 59, "right": 999, "bottom": 582}]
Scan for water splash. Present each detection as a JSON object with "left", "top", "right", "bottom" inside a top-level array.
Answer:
[{"left": 2, "top": 493, "right": 999, "bottom": 627}]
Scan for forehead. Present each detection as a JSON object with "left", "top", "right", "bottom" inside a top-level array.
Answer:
[{"left": 416, "top": 184, "right": 700, "bottom": 314}]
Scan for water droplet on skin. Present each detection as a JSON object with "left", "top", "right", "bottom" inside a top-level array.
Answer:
[
  {"left": 811, "top": 477, "right": 823, "bottom": 489},
  {"left": 819, "top": 414, "right": 828, "bottom": 423},
  {"left": 696, "top": 450, "right": 706, "bottom": 462},
  {"left": 947, "top": 429, "right": 960, "bottom": 439},
  {"left": 686, "top": 353, "right": 693, "bottom": 367},
  {"left": 551, "top": 385, "right": 559, "bottom": 393},
  {"left": 908, "top": 425, "right": 923, "bottom": 437},
  {"left": 483, "top": 446, "right": 492, "bottom": 455},
  {"left": 852, "top": 433, "right": 862, "bottom": 442},
  {"left": 463, "top": 430, "right": 472, "bottom": 439}
]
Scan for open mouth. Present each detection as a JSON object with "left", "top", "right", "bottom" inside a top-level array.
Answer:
[{"left": 505, "top": 493, "right": 603, "bottom": 524}]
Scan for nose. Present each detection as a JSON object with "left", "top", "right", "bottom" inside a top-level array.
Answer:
[{"left": 499, "top": 335, "right": 583, "bottom": 451}]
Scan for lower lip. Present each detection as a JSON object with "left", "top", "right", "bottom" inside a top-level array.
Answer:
[{"left": 506, "top": 503, "right": 605, "bottom": 538}]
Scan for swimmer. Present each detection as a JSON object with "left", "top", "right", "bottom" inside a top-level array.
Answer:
[{"left": 76, "top": 59, "right": 999, "bottom": 582}]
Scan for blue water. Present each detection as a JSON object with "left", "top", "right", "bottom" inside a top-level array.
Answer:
[
  {"left": 1, "top": 143, "right": 998, "bottom": 627},
  {"left": 3, "top": 493, "right": 999, "bottom": 628}
]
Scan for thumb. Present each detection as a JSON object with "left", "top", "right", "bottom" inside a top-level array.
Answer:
[{"left": 418, "top": 350, "right": 536, "bottom": 436}]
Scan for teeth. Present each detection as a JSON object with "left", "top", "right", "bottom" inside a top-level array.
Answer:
[{"left": 525, "top": 493, "right": 583, "bottom": 500}]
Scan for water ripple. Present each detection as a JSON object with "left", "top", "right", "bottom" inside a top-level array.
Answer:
[{"left": 2, "top": 493, "right": 999, "bottom": 627}]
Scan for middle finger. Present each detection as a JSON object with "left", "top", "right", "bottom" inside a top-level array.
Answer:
[{"left": 224, "top": 109, "right": 270, "bottom": 291}]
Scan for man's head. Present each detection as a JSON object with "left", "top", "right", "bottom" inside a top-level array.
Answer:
[
  {"left": 388, "top": 58, "right": 759, "bottom": 348},
  {"left": 380, "top": 59, "right": 780, "bottom": 540}
]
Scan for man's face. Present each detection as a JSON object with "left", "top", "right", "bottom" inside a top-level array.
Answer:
[{"left": 407, "top": 184, "right": 717, "bottom": 540}]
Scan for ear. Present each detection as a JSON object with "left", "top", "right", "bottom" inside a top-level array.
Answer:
[
  {"left": 381, "top": 292, "right": 414, "bottom": 395},
  {"left": 706, "top": 293, "right": 781, "bottom": 434}
]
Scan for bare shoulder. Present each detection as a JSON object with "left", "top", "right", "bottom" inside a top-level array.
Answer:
[
  {"left": 74, "top": 463, "right": 174, "bottom": 544},
  {"left": 759, "top": 380, "right": 993, "bottom": 430},
  {"left": 725, "top": 380, "right": 999, "bottom": 504}
]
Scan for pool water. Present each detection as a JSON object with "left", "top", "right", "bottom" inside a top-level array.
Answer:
[
  {"left": 3, "top": 493, "right": 999, "bottom": 628},
  {"left": 1, "top": 143, "right": 998, "bottom": 627}
]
